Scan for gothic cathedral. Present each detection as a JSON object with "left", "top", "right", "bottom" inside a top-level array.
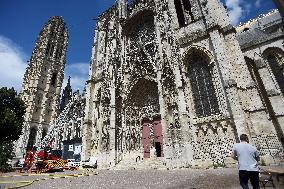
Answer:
[{"left": 82, "top": 0, "right": 284, "bottom": 168}]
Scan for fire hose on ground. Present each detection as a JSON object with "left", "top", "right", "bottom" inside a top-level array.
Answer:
[{"left": 0, "top": 172, "right": 99, "bottom": 189}]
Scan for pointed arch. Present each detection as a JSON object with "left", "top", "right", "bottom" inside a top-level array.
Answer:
[
  {"left": 174, "top": 0, "right": 194, "bottom": 27},
  {"left": 182, "top": 46, "right": 215, "bottom": 66},
  {"left": 126, "top": 78, "right": 159, "bottom": 111},
  {"left": 262, "top": 47, "right": 284, "bottom": 95}
]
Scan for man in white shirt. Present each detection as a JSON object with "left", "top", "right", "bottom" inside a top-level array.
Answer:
[{"left": 231, "top": 134, "right": 260, "bottom": 189}]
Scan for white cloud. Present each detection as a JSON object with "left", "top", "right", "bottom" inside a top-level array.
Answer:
[
  {"left": 0, "top": 35, "right": 88, "bottom": 95},
  {"left": 0, "top": 36, "right": 27, "bottom": 93},
  {"left": 62, "top": 62, "right": 89, "bottom": 93},
  {"left": 225, "top": 0, "right": 246, "bottom": 25},
  {"left": 255, "top": 0, "right": 261, "bottom": 8}
]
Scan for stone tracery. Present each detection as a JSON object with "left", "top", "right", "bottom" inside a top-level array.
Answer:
[{"left": 193, "top": 119, "right": 236, "bottom": 165}]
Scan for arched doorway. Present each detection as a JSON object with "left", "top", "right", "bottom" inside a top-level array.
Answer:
[
  {"left": 122, "top": 10, "right": 162, "bottom": 158},
  {"left": 125, "top": 78, "right": 163, "bottom": 158}
]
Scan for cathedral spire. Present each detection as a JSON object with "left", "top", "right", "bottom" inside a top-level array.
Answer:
[
  {"left": 60, "top": 76, "right": 73, "bottom": 111},
  {"left": 67, "top": 76, "right": 71, "bottom": 87}
]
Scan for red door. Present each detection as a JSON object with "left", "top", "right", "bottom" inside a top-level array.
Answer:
[
  {"left": 142, "top": 118, "right": 151, "bottom": 158},
  {"left": 153, "top": 117, "right": 163, "bottom": 157}
]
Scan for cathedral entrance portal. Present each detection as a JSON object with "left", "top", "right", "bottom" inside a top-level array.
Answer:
[{"left": 125, "top": 78, "right": 161, "bottom": 158}]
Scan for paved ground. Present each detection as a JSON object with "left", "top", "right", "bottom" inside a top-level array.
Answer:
[{"left": 0, "top": 168, "right": 283, "bottom": 189}]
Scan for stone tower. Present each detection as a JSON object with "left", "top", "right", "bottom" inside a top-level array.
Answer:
[
  {"left": 60, "top": 76, "right": 73, "bottom": 111},
  {"left": 16, "top": 16, "right": 68, "bottom": 157}
]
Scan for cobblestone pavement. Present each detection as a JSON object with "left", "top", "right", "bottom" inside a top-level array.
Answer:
[{"left": 0, "top": 168, "right": 282, "bottom": 189}]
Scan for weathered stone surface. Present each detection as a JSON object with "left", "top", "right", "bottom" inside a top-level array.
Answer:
[
  {"left": 16, "top": 16, "right": 68, "bottom": 158},
  {"left": 81, "top": 1, "right": 284, "bottom": 168}
]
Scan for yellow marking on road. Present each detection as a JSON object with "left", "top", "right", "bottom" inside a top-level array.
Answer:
[
  {"left": 0, "top": 172, "right": 99, "bottom": 189},
  {"left": 0, "top": 173, "right": 49, "bottom": 178}
]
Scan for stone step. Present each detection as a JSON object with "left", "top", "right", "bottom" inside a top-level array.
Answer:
[{"left": 114, "top": 157, "right": 167, "bottom": 170}]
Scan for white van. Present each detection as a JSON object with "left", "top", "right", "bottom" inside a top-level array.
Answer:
[{"left": 81, "top": 157, "right": 97, "bottom": 169}]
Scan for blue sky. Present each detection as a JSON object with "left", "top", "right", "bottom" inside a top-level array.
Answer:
[{"left": 0, "top": 0, "right": 276, "bottom": 93}]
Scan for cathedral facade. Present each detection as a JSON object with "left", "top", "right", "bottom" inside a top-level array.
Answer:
[
  {"left": 82, "top": 0, "right": 284, "bottom": 168},
  {"left": 16, "top": 16, "right": 68, "bottom": 157}
]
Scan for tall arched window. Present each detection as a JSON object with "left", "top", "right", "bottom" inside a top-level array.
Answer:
[
  {"left": 188, "top": 54, "right": 220, "bottom": 117},
  {"left": 266, "top": 53, "right": 284, "bottom": 95},
  {"left": 174, "top": 0, "right": 194, "bottom": 27}
]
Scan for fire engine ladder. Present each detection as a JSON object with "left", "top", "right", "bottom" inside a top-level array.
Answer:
[{"left": 40, "top": 99, "right": 75, "bottom": 148}]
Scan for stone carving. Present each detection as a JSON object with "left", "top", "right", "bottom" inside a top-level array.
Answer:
[
  {"left": 193, "top": 120, "right": 236, "bottom": 165},
  {"left": 91, "top": 122, "right": 100, "bottom": 150},
  {"left": 252, "top": 132, "right": 283, "bottom": 158},
  {"left": 101, "top": 122, "right": 110, "bottom": 151}
]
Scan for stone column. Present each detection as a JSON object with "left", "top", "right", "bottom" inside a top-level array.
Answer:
[
  {"left": 153, "top": 7, "right": 170, "bottom": 149},
  {"left": 172, "top": 63, "right": 193, "bottom": 165},
  {"left": 81, "top": 82, "right": 93, "bottom": 161},
  {"left": 109, "top": 75, "right": 116, "bottom": 166},
  {"left": 209, "top": 30, "right": 249, "bottom": 137},
  {"left": 15, "top": 122, "right": 30, "bottom": 158},
  {"left": 255, "top": 58, "right": 284, "bottom": 135},
  {"left": 173, "top": 65, "right": 190, "bottom": 140},
  {"left": 80, "top": 117, "right": 84, "bottom": 138},
  {"left": 81, "top": 120, "right": 92, "bottom": 161},
  {"left": 53, "top": 129, "right": 58, "bottom": 149},
  {"left": 156, "top": 68, "right": 168, "bottom": 147},
  {"left": 121, "top": 108, "right": 126, "bottom": 153}
]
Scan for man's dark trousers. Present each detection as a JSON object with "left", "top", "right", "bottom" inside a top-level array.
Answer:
[{"left": 239, "top": 170, "right": 260, "bottom": 189}]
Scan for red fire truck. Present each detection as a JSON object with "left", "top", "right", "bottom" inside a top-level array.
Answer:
[{"left": 23, "top": 146, "right": 67, "bottom": 173}]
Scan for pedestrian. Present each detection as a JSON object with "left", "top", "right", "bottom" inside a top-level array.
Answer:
[{"left": 231, "top": 134, "right": 260, "bottom": 189}]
